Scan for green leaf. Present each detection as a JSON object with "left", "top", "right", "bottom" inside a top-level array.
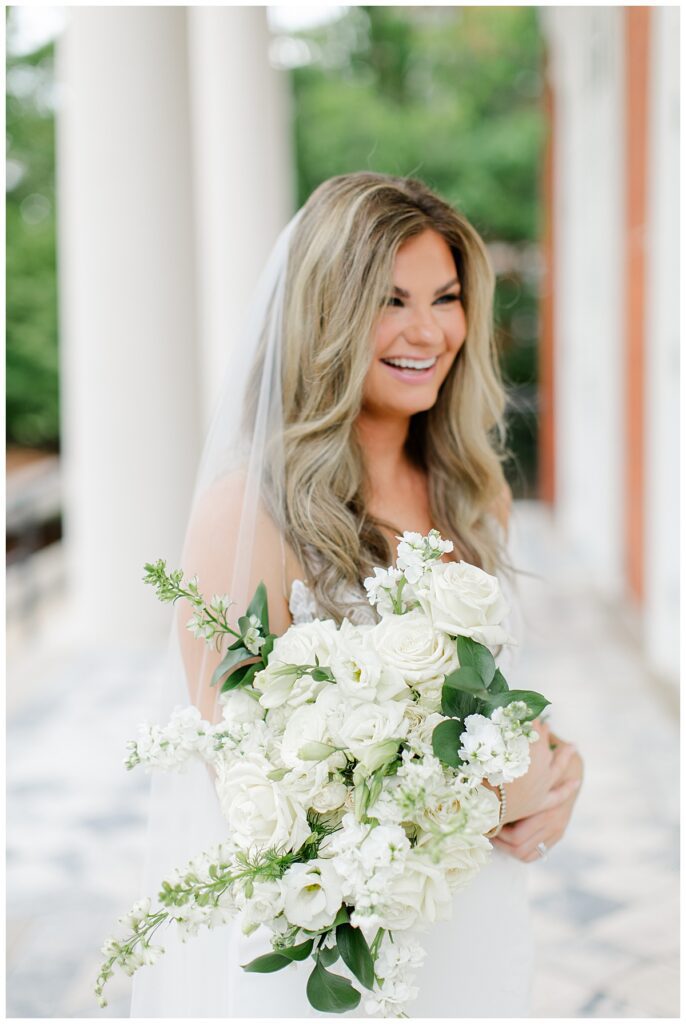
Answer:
[
  {"left": 220, "top": 660, "right": 262, "bottom": 693},
  {"left": 441, "top": 685, "right": 482, "bottom": 721},
  {"left": 485, "top": 689, "right": 550, "bottom": 721},
  {"left": 336, "top": 923, "right": 375, "bottom": 990},
  {"left": 488, "top": 667, "right": 509, "bottom": 694},
  {"left": 241, "top": 951, "right": 291, "bottom": 973},
  {"left": 261, "top": 634, "right": 275, "bottom": 661},
  {"left": 280, "top": 938, "right": 314, "bottom": 962},
  {"left": 211, "top": 646, "right": 252, "bottom": 687},
  {"left": 443, "top": 665, "right": 488, "bottom": 694},
  {"left": 432, "top": 718, "right": 465, "bottom": 768},
  {"left": 318, "top": 944, "right": 340, "bottom": 967},
  {"left": 306, "top": 958, "right": 361, "bottom": 1014},
  {"left": 333, "top": 906, "right": 350, "bottom": 927},
  {"left": 456, "top": 635, "right": 496, "bottom": 686},
  {"left": 246, "top": 581, "right": 269, "bottom": 635}
]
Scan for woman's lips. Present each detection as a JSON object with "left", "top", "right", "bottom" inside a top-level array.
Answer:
[{"left": 380, "top": 359, "right": 439, "bottom": 384}]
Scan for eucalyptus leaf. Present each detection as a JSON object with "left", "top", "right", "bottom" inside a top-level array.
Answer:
[
  {"left": 456, "top": 635, "right": 496, "bottom": 686},
  {"left": 431, "top": 718, "right": 465, "bottom": 768},
  {"left": 220, "top": 659, "right": 262, "bottom": 693},
  {"left": 441, "top": 685, "right": 482, "bottom": 721},
  {"left": 336, "top": 923, "right": 375, "bottom": 990},
  {"left": 306, "top": 959, "right": 361, "bottom": 1014},
  {"left": 241, "top": 951, "right": 291, "bottom": 973}
]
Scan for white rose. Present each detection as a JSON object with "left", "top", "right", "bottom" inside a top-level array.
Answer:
[
  {"left": 368, "top": 610, "right": 458, "bottom": 696},
  {"left": 416, "top": 561, "right": 512, "bottom": 647},
  {"left": 329, "top": 620, "right": 409, "bottom": 703},
  {"left": 417, "top": 831, "right": 492, "bottom": 892},
  {"left": 281, "top": 859, "right": 342, "bottom": 931},
  {"left": 310, "top": 779, "right": 349, "bottom": 814},
  {"left": 219, "top": 688, "right": 265, "bottom": 725},
  {"left": 375, "top": 851, "right": 453, "bottom": 931},
  {"left": 332, "top": 699, "right": 408, "bottom": 771},
  {"left": 215, "top": 753, "right": 310, "bottom": 852},
  {"left": 254, "top": 619, "right": 339, "bottom": 709}
]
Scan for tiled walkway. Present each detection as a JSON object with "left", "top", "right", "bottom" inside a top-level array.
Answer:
[{"left": 6, "top": 503, "right": 679, "bottom": 1018}]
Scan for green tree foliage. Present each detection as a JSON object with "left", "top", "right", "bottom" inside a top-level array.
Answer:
[
  {"left": 6, "top": 31, "right": 60, "bottom": 449},
  {"left": 288, "top": 6, "right": 545, "bottom": 494}
]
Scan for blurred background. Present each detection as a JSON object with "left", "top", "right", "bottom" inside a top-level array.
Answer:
[{"left": 6, "top": 5, "right": 679, "bottom": 1018}]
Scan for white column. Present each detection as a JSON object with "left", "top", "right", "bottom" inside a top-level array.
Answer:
[
  {"left": 643, "top": 7, "right": 680, "bottom": 687},
  {"left": 542, "top": 8, "right": 625, "bottom": 594},
  {"left": 187, "top": 6, "right": 294, "bottom": 422},
  {"left": 56, "top": 8, "right": 201, "bottom": 647}
]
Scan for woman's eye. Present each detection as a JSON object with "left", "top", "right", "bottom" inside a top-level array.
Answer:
[
  {"left": 385, "top": 296, "right": 404, "bottom": 307},
  {"left": 435, "top": 293, "right": 461, "bottom": 305}
]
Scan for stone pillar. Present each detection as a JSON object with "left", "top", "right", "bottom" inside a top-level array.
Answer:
[
  {"left": 56, "top": 8, "right": 201, "bottom": 646},
  {"left": 187, "top": 6, "right": 295, "bottom": 421},
  {"left": 643, "top": 6, "right": 679, "bottom": 687}
]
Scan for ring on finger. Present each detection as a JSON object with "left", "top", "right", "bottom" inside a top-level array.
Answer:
[{"left": 536, "top": 841, "right": 548, "bottom": 860}]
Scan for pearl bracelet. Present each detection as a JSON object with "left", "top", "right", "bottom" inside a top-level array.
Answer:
[{"left": 487, "top": 783, "right": 507, "bottom": 838}]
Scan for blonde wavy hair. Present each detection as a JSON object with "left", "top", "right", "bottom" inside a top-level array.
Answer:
[{"left": 252, "top": 172, "right": 509, "bottom": 621}]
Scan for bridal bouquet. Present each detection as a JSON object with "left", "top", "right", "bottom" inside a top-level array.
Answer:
[{"left": 96, "top": 531, "right": 549, "bottom": 1016}]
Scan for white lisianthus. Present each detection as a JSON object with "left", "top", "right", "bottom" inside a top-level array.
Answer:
[
  {"left": 416, "top": 560, "right": 513, "bottom": 647},
  {"left": 329, "top": 620, "right": 409, "bottom": 703},
  {"left": 331, "top": 699, "right": 408, "bottom": 771},
  {"left": 280, "top": 701, "right": 345, "bottom": 770},
  {"left": 219, "top": 688, "right": 265, "bottom": 725},
  {"left": 280, "top": 859, "right": 342, "bottom": 931},
  {"left": 368, "top": 609, "right": 458, "bottom": 697},
  {"left": 215, "top": 753, "right": 310, "bottom": 851}
]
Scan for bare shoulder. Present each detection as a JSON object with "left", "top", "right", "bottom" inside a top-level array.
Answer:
[{"left": 488, "top": 479, "right": 513, "bottom": 535}]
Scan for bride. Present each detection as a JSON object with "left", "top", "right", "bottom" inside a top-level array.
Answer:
[{"left": 131, "top": 172, "right": 582, "bottom": 1017}]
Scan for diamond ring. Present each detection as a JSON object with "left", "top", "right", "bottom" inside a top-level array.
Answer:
[{"left": 536, "top": 841, "right": 548, "bottom": 860}]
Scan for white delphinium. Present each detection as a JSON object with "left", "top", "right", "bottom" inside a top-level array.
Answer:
[{"left": 364, "top": 933, "right": 426, "bottom": 1017}]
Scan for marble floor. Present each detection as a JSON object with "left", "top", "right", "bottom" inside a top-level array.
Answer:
[{"left": 5, "top": 503, "right": 680, "bottom": 1018}]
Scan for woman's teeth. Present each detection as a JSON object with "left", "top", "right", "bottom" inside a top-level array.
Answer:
[{"left": 382, "top": 356, "right": 437, "bottom": 370}]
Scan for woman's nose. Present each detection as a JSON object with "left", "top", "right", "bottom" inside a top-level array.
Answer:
[{"left": 403, "top": 307, "right": 442, "bottom": 344}]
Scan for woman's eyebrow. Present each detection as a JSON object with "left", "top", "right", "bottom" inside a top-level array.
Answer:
[{"left": 392, "top": 276, "right": 461, "bottom": 298}]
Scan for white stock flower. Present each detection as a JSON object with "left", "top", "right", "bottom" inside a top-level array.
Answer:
[
  {"left": 364, "top": 933, "right": 426, "bottom": 1017},
  {"left": 331, "top": 699, "right": 408, "bottom": 771},
  {"left": 214, "top": 753, "right": 310, "bottom": 851},
  {"left": 363, "top": 565, "right": 405, "bottom": 615},
  {"left": 416, "top": 560, "right": 513, "bottom": 647},
  {"left": 236, "top": 877, "right": 284, "bottom": 934},
  {"left": 459, "top": 712, "right": 533, "bottom": 785},
  {"left": 280, "top": 859, "right": 342, "bottom": 931},
  {"left": 368, "top": 609, "right": 458, "bottom": 697},
  {"left": 373, "top": 849, "right": 453, "bottom": 931}
]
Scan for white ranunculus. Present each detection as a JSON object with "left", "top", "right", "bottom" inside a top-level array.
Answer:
[
  {"left": 215, "top": 754, "right": 310, "bottom": 852},
  {"left": 375, "top": 850, "right": 453, "bottom": 931},
  {"left": 416, "top": 560, "right": 512, "bottom": 647},
  {"left": 281, "top": 859, "right": 342, "bottom": 931},
  {"left": 219, "top": 688, "right": 265, "bottom": 725},
  {"left": 332, "top": 699, "right": 408, "bottom": 771},
  {"left": 368, "top": 610, "right": 458, "bottom": 696},
  {"left": 329, "top": 620, "right": 409, "bottom": 703}
]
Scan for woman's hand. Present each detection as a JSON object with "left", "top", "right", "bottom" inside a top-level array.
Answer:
[
  {"left": 493, "top": 735, "right": 583, "bottom": 862},
  {"left": 491, "top": 718, "right": 557, "bottom": 824}
]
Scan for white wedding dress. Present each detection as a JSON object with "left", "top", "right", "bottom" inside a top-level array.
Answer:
[{"left": 220, "top": 560, "right": 534, "bottom": 1019}]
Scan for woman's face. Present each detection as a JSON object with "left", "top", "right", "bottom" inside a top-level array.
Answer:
[{"left": 362, "top": 228, "right": 467, "bottom": 420}]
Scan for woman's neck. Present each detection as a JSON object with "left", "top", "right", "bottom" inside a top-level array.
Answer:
[{"left": 355, "top": 409, "right": 414, "bottom": 492}]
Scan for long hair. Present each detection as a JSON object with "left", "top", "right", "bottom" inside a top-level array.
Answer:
[{"left": 250, "top": 171, "right": 509, "bottom": 622}]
